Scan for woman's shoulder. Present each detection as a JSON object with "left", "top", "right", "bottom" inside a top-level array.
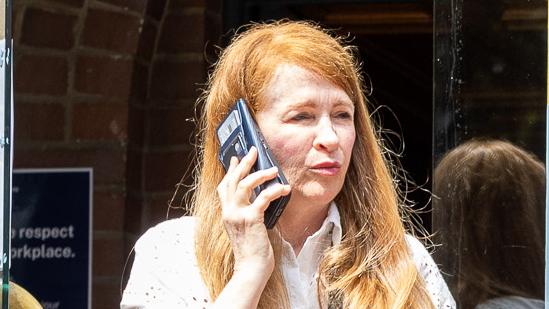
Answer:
[
  {"left": 135, "top": 216, "right": 198, "bottom": 250},
  {"left": 122, "top": 216, "right": 211, "bottom": 308},
  {"left": 138, "top": 216, "right": 198, "bottom": 238},
  {"left": 404, "top": 235, "right": 438, "bottom": 279},
  {"left": 404, "top": 234, "right": 431, "bottom": 260},
  {"left": 404, "top": 234, "right": 438, "bottom": 272},
  {"left": 404, "top": 234, "right": 457, "bottom": 309},
  {"left": 132, "top": 216, "right": 200, "bottom": 270}
]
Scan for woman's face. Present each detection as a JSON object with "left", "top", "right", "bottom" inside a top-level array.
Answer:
[{"left": 256, "top": 63, "right": 356, "bottom": 207}]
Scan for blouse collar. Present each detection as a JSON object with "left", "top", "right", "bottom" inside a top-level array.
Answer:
[{"left": 324, "top": 201, "right": 342, "bottom": 245}]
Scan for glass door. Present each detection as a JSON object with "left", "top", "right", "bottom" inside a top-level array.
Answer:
[
  {"left": 433, "top": 0, "right": 547, "bottom": 307},
  {"left": 0, "top": 0, "right": 11, "bottom": 307}
]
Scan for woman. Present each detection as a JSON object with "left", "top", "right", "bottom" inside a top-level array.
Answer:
[
  {"left": 121, "top": 20, "right": 455, "bottom": 308},
  {"left": 433, "top": 139, "right": 545, "bottom": 309}
]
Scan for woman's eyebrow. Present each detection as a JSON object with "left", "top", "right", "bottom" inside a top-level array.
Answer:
[
  {"left": 333, "top": 100, "right": 355, "bottom": 111},
  {"left": 337, "top": 100, "right": 354, "bottom": 107},
  {"left": 284, "top": 100, "right": 317, "bottom": 109},
  {"left": 284, "top": 99, "right": 354, "bottom": 110}
]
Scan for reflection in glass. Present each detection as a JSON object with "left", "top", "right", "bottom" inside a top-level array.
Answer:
[
  {"left": 433, "top": 0, "right": 547, "bottom": 307},
  {"left": 433, "top": 139, "right": 545, "bottom": 308}
]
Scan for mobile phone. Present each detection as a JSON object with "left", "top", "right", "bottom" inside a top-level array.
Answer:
[{"left": 216, "top": 98, "right": 291, "bottom": 229}]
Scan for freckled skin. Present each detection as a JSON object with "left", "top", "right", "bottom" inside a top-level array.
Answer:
[{"left": 256, "top": 63, "right": 356, "bottom": 211}]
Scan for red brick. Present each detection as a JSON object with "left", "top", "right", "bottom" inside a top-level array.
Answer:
[
  {"left": 204, "top": 13, "right": 222, "bottom": 48},
  {"left": 148, "top": 106, "right": 197, "bottom": 146},
  {"left": 127, "top": 106, "right": 145, "bottom": 148},
  {"left": 167, "top": 171, "right": 194, "bottom": 207},
  {"left": 146, "top": 0, "right": 167, "bottom": 21},
  {"left": 21, "top": 8, "right": 77, "bottom": 50},
  {"left": 75, "top": 55, "right": 133, "bottom": 98},
  {"left": 147, "top": 193, "right": 188, "bottom": 226},
  {"left": 96, "top": 0, "right": 146, "bottom": 13},
  {"left": 208, "top": 0, "right": 223, "bottom": 12},
  {"left": 49, "top": 0, "right": 85, "bottom": 8},
  {"left": 147, "top": 194, "right": 171, "bottom": 224},
  {"left": 155, "top": 192, "right": 188, "bottom": 218},
  {"left": 81, "top": 9, "right": 141, "bottom": 54},
  {"left": 170, "top": 0, "right": 222, "bottom": 11},
  {"left": 14, "top": 102, "right": 65, "bottom": 141},
  {"left": 136, "top": 20, "right": 157, "bottom": 62},
  {"left": 157, "top": 161, "right": 194, "bottom": 217},
  {"left": 126, "top": 148, "right": 144, "bottom": 191},
  {"left": 92, "top": 280, "right": 120, "bottom": 309},
  {"left": 93, "top": 190, "right": 125, "bottom": 231},
  {"left": 150, "top": 59, "right": 205, "bottom": 100},
  {"left": 144, "top": 150, "right": 190, "bottom": 191},
  {"left": 14, "top": 148, "right": 127, "bottom": 186},
  {"left": 124, "top": 194, "right": 145, "bottom": 235},
  {"left": 92, "top": 234, "right": 125, "bottom": 277},
  {"left": 15, "top": 54, "right": 68, "bottom": 95},
  {"left": 130, "top": 62, "right": 148, "bottom": 99},
  {"left": 169, "top": 0, "right": 202, "bottom": 9},
  {"left": 158, "top": 13, "right": 205, "bottom": 54},
  {"left": 72, "top": 103, "right": 129, "bottom": 142}
]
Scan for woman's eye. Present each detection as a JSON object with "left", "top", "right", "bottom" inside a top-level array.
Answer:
[
  {"left": 335, "top": 112, "right": 352, "bottom": 120},
  {"left": 292, "top": 113, "right": 313, "bottom": 121}
]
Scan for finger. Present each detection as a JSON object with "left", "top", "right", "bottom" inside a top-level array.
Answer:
[
  {"left": 227, "top": 156, "right": 238, "bottom": 174},
  {"left": 217, "top": 156, "right": 239, "bottom": 196},
  {"left": 218, "top": 149, "right": 259, "bottom": 207},
  {"left": 230, "top": 146, "right": 258, "bottom": 183},
  {"left": 235, "top": 167, "right": 278, "bottom": 199},
  {"left": 250, "top": 184, "right": 291, "bottom": 213}
]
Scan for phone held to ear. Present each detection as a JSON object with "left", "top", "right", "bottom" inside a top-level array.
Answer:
[{"left": 216, "top": 98, "right": 291, "bottom": 229}]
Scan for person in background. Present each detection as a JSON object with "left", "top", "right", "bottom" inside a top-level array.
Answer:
[
  {"left": 433, "top": 139, "right": 544, "bottom": 309},
  {"left": 121, "top": 20, "right": 455, "bottom": 308}
]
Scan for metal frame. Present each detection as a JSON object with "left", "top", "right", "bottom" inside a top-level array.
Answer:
[{"left": 2, "top": 0, "right": 12, "bottom": 307}]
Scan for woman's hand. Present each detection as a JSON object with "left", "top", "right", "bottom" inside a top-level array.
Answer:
[
  {"left": 216, "top": 146, "right": 291, "bottom": 276},
  {"left": 212, "top": 147, "right": 290, "bottom": 308}
]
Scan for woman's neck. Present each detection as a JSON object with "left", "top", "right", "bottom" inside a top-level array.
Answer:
[{"left": 277, "top": 197, "right": 331, "bottom": 256}]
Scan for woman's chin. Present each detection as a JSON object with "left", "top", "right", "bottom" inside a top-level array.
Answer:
[{"left": 292, "top": 185, "right": 339, "bottom": 206}]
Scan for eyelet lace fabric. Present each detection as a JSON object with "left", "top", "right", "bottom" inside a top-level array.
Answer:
[{"left": 121, "top": 206, "right": 456, "bottom": 309}]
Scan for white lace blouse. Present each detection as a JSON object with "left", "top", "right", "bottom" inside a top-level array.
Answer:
[{"left": 121, "top": 204, "right": 456, "bottom": 308}]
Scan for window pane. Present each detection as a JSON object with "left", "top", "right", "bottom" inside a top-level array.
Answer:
[{"left": 433, "top": 0, "right": 547, "bottom": 307}]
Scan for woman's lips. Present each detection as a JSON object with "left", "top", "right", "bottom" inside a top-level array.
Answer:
[{"left": 310, "top": 162, "right": 341, "bottom": 176}]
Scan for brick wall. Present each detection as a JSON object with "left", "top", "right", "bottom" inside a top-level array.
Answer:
[{"left": 13, "top": 0, "right": 222, "bottom": 307}]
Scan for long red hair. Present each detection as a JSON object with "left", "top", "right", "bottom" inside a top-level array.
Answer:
[{"left": 190, "top": 20, "right": 434, "bottom": 308}]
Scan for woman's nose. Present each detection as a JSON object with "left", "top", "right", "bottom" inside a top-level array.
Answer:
[{"left": 313, "top": 119, "right": 339, "bottom": 152}]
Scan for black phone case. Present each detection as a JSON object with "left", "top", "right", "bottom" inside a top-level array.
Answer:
[{"left": 216, "top": 98, "right": 291, "bottom": 229}]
